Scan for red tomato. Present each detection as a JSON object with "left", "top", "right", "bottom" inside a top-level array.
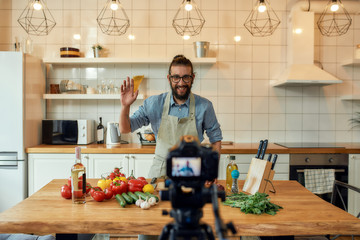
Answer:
[
  {"left": 108, "top": 172, "right": 116, "bottom": 180},
  {"left": 60, "top": 184, "right": 72, "bottom": 199},
  {"left": 90, "top": 186, "right": 102, "bottom": 195},
  {"left": 104, "top": 188, "right": 113, "bottom": 200},
  {"left": 137, "top": 176, "right": 146, "bottom": 181},
  {"left": 113, "top": 167, "right": 120, "bottom": 173},
  {"left": 111, "top": 181, "right": 128, "bottom": 195},
  {"left": 91, "top": 188, "right": 105, "bottom": 202}
]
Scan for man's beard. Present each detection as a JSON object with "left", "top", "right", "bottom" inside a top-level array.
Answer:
[{"left": 171, "top": 84, "right": 192, "bottom": 101}]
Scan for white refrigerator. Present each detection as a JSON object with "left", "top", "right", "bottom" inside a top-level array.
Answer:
[{"left": 0, "top": 52, "right": 45, "bottom": 212}]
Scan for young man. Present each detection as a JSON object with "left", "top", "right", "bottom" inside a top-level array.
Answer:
[{"left": 119, "top": 55, "right": 222, "bottom": 178}]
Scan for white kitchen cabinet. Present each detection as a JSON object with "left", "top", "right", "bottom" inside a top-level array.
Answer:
[
  {"left": 28, "top": 153, "right": 90, "bottom": 196},
  {"left": 128, "top": 154, "right": 155, "bottom": 179},
  {"left": 219, "top": 154, "right": 289, "bottom": 181},
  {"left": 90, "top": 154, "right": 129, "bottom": 178},
  {"left": 348, "top": 154, "right": 360, "bottom": 217},
  {"left": 90, "top": 154, "right": 154, "bottom": 178}
]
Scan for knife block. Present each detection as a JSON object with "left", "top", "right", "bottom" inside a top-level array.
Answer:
[{"left": 242, "top": 158, "right": 275, "bottom": 195}]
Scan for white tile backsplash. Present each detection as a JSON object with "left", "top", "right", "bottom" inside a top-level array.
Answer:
[
  {"left": 286, "top": 97, "right": 302, "bottom": 114},
  {"left": 286, "top": 114, "right": 302, "bottom": 131},
  {"left": 235, "top": 114, "right": 251, "bottom": 131},
  {"left": 3, "top": 0, "right": 359, "bottom": 144},
  {"left": 302, "top": 114, "right": 319, "bottom": 131},
  {"left": 218, "top": 97, "right": 234, "bottom": 113},
  {"left": 269, "top": 114, "right": 286, "bottom": 131}
]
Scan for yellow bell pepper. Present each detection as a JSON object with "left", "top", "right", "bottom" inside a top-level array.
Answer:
[
  {"left": 97, "top": 178, "right": 112, "bottom": 190},
  {"left": 113, "top": 176, "right": 127, "bottom": 183},
  {"left": 118, "top": 177, "right": 127, "bottom": 183},
  {"left": 143, "top": 184, "right": 154, "bottom": 194}
]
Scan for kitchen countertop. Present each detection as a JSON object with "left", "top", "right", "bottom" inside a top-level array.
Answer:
[
  {"left": 1, "top": 179, "right": 359, "bottom": 236},
  {"left": 25, "top": 143, "right": 360, "bottom": 154}
]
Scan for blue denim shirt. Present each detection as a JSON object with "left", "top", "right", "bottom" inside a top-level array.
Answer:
[{"left": 130, "top": 92, "right": 222, "bottom": 143}]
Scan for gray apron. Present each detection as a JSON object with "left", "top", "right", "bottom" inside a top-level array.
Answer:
[{"left": 148, "top": 92, "right": 198, "bottom": 178}]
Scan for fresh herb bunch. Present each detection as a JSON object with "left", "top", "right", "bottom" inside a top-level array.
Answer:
[{"left": 223, "top": 192, "right": 283, "bottom": 215}]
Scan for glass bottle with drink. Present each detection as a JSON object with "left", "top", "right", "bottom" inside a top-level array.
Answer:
[
  {"left": 97, "top": 117, "right": 104, "bottom": 144},
  {"left": 226, "top": 155, "right": 238, "bottom": 194},
  {"left": 71, "top": 146, "right": 86, "bottom": 204}
]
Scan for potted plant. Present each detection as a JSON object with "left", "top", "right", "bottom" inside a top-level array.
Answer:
[{"left": 92, "top": 44, "right": 103, "bottom": 58}]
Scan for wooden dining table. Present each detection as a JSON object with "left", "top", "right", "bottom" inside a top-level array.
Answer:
[{"left": 0, "top": 179, "right": 359, "bottom": 238}]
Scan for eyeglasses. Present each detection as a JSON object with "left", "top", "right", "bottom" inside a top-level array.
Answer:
[{"left": 169, "top": 75, "right": 193, "bottom": 83}]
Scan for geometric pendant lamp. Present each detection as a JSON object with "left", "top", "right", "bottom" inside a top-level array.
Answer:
[
  {"left": 172, "top": 0, "right": 205, "bottom": 38},
  {"left": 17, "top": 0, "right": 56, "bottom": 36},
  {"left": 97, "top": 0, "right": 130, "bottom": 36},
  {"left": 244, "top": 0, "right": 281, "bottom": 37},
  {"left": 317, "top": 0, "right": 352, "bottom": 37}
]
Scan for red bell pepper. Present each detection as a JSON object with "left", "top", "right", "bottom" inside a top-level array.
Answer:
[
  {"left": 128, "top": 179, "right": 146, "bottom": 193},
  {"left": 111, "top": 180, "right": 128, "bottom": 195}
]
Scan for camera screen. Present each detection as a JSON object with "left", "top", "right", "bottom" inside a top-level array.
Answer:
[{"left": 171, "top": 157, "right": 201, "bottom": 177}]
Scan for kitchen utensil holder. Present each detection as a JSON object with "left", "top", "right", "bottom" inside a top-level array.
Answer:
[{"left": 242, "top": 157, "right": 276, "bottom": 195}]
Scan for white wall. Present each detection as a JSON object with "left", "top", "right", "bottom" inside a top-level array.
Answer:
[{"left": 1, "top": 0, "right": 360, "bottom": 144}]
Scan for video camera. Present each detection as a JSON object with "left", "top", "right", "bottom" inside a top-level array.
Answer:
[
  {"left": 166, "top": 135, "right": 219, "bottom": 187},
  {"left": 159, "top": 135, "right": 236, "bottom": 240}
]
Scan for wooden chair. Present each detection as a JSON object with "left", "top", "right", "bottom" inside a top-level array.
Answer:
[{"left": 328, "top": 180, "right": 360, "bottom": 240}]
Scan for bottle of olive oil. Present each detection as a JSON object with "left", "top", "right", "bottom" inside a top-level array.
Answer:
[
  {"left": 71, "top": 147, "right": 86, "bottom": 204},
  {"left": 226, "top": 155, "right": 238, "bottom": 194}
]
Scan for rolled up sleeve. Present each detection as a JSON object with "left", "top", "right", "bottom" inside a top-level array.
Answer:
[
  {"left": 130, "top": 105, "right": 150, "bottom": 132},
  {"left": 203, "top": 101, "right": 222, "bottom": 143}
]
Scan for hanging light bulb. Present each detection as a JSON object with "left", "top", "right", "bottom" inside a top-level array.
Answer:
[
  {"left": 184, "top": 0, "right": 193, "bottom": 11},
  {"left": 317, "top": 0, "right": 351, "bottom": 36},
  {"left": 172, "top": 0, "right": 205, "bottom": 37},
  {"left": 128, "top": 34, "right": 135, "bottom": 40},
  {"left": 97, "top": 0, "right": 130, "bottom": 36},
  {"left": 330, "top": 0, "right": 339, "bottom": 12},
  {"left": 18, "top": 0, "right": 56, "bottom": 36},
  {"left": 33, "top": 0, "right": 42, "bottom": 10},
  {"left": 258, "top": 0, "right": 266, "bottom": 13},
  {"left": 183, "top": 35, "right": 190, "bottom": 40},
  {"left": 244, "top": 0, "right": 281, "bottom": 37},
  {"left": 110, "top": 0, "right": 119, "bottom": 11}
]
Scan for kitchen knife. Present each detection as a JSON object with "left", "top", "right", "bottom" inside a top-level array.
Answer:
[
  {"left": 259, "top": 139, "right": 268, "bottom": 160},
  {"left": 255, "top": 140, "right": 264, "bottom": 158},
  {"left": 271, "top": 154, "right": 278, "bottom": 170},
  {"left": 267, "top": 153, "right": 272, "bottom": 162},
  {"left": 150, "top": 177, "right": 157, "bottom": 189}
]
